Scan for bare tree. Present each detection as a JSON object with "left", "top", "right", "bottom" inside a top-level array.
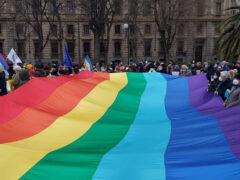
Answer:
[
  {"left": 127, "top": 0, "right": 145, "bottom": 61},
  {"left": 102, "top": 0, "right": 116, "bottom": 63},
  {"left": 48, "top": 0, "right": 65, "bottom": 61},
  {"left": 79, "top": 0, "right": 116, "bottom": 63},
  {"left": 0, "top": 0, "right": 5, "bottom": 9},
  {"left": 16, "top": 0, "right": 58, "bottom": 61},
  {"left": 151, "top": 0, "right": 180, "bottom": 62}
]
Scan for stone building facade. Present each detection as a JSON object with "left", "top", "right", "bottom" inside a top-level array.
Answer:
[{"left": 0, "top": 0, "right": 237, "bottom": 64}]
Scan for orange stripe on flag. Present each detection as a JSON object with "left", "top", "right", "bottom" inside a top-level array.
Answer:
[{"left": 0, "top": 73, "right": 109, "bottom": 143}]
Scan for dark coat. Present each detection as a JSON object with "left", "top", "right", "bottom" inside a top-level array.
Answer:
[
  {"left": 206, "top": 67, "right": 215, "bottom": 81},
  {"left": 34, "top": 68, "right": 46, "bottom": 77},
  {"left": 0, "top": 71, "right": 7, "bottom": 96},
  {"left": 217, "top": 78, "right": 233, "bottom": 100},
  {"left": 19, "top": 70, "right": 30, "bottom": 88},
  {"left": 208, "top": 79, "right": 219, "bottom": 93}
]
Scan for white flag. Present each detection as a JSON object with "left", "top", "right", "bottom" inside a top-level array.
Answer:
[{"left": 7, "top": 48, "right": 22, "bottom": 64}]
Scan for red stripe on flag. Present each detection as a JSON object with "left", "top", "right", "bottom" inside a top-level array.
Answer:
[{"left": 0, "top": 72, "right": 109, "bottom": 144}]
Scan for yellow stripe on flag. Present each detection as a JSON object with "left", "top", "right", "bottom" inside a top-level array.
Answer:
[{"left": 0, "top": 73, "right": 128, "bottom": 180}]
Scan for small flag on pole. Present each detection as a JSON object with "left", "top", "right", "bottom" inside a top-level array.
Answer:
[
  {"left": 0, "top": 53, "right": 8, "bottom": 70},
  {"left": 7, "top": 48, "right": 22, "bottom": 65},
  {"left": 64, "top": 45, "right": 73, "bottom": 69},
  {"left": 83, "top": 55, "right": 94, "bottom": 72}
]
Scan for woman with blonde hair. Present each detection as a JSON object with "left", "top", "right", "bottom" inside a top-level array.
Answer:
[{"left": 229, "top": 69, "right": 238, "bottom": 81}]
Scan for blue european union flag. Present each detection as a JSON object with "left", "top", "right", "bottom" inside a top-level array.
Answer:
[{"left": 64, "top": 45, "right": 73, "bottom": 69}]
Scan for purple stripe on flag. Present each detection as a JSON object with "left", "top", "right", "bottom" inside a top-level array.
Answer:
[{"left": 188, "top": 74, "right": 240, "bottom": 160}]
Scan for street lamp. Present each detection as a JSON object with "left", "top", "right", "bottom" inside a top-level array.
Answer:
[
  {"left": 123, "top": 23, "right": 129, "bottom": 30},
  {"left": 124, "top": 23, "right": 130, "bottom": 65}
]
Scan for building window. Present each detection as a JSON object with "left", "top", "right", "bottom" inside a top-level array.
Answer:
[
  {"left": 83, "top": 41, "right": 90, "bottom": 57},
  {"left": 231, "top": 0, "right": 237, "bottom": 15},
  {"left": 0, "top": 24, "right": 2, "bottom": 35},
  {"left": 100, "top": 41, "right": 106, "bottom": 57},
  {"left": 114, "top": 0, "right": 122, "bottom": 15},
  {"left": 15, "top": 0, "right": 22, "bottom": 13},
  {"left": 32, "top": 1, "right": 40, "bottom": 15},
  {"left": 214, "top": 23, "right": 221, "bottom": 34},
  {"left": 144, "top": 39, "right": 152, "bottom": 57},
  {"left": 197, "top": 0, "right": 204, "bottom": 16},
  {"left": 83, "top": 25, "right": 90, "bottom": 35},
  {"left": 81, "top": 6, "right": 89, "bottom": 15},
  {"left": 50, "top": 24, "right": 58, "bottom": 36},
  {"left": 130, "top": 24, "right": 135, "bottom": 35},
  {"left": 16, "top": 24, "right": 24, "bottom": 35},
  {"left": 0, "top": 41, "right": 3, "bottom": 55},
  {"left": 178, "top": 1, "right": 185, "bottom": 16},
  {"left": 67, "top": 24, "right": 74, "bottom": 35},
  {"left": 213, "top": 38, "right": 219, "bottom": 55},
  {"left": 66, "top": 1, "right": 74, "bottom": 14},
  {"left": 145, "top": 24, "right": 151, "bottom": 34},
  {"left": 49, "top": 1, "right": 55, "bottom": 14},
  {"left": 51, "top": 41, "right": 59, "bottom": 59},
  {"left": 17, "top": 41, "right": 25, "bottom": 58},
  {"left": 33, "top": 23, "right": 40, "bottom": 35},
  {"left": 177, "top": 40, "right": 184, "bottom": 53},
  {"left": 115, "top": 24, "right": 121, "bottom": 34},
  {"left": 129, "top": 1, "right": 137, "bottom": 15},
  {"left": 114, "top": 41, "right": 121, "bottom": 57},
  {"left": 34, "top": 42, "right": 40, "bottom": 59},
  {"left": 177, "top": 24, "right": 185, "bottom": 36},
  {"left": 159, "top": 40, "right": 165, "bottom": 56},
  {"left": 143, "top": 1, "right": 151, "bottom": 16},
  {"left": 129, "top": 39, "right": 136, "bottom": 57},
  {"left": 196, "top": 23, "right": 203, "bottom": 35},
  {"left": 216, "top": 2, "right": 222, "bottom": 16},
  {"left": 67, "top": 41, "right": 75, "bottom": 58}
]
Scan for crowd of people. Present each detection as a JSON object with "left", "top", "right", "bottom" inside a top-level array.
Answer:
[{"left": 0, "top": 59, "right": 240, "bottom": 108}]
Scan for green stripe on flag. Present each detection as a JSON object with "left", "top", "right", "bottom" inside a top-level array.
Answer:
[{"left": 20, "top": 73, "right": 147, "bottom": 180}]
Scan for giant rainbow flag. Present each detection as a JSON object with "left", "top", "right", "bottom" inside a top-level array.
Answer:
[{"left": 0, "top": 72, "right": 240, "bottom": 180}]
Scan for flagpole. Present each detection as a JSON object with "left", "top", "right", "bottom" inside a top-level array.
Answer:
[{"left": 78, "top": 15, "right": 81, "bottom": 65}]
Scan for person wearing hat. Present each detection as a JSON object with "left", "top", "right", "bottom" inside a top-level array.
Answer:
[
  {"left": 224, "top": 74, "right": 240, "bottom": 108},
  {"left": 26, "top": 64, "right": 35, "bottom": 79},
  {"left": 0, "top": 67, "right": 7, "bottom": 96},
  {"left": 12, "top": 65, "right": 22, "bottom": 89}
]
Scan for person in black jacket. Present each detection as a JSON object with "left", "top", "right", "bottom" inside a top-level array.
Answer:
[
  {"left": 208, "top": 72, "right": 220, "bottom": 92},
  {"left": 215, "top": 71, "right": 233, "bottom": 100},
  {"left": 206, "top": 62, "right": 215, "bottom": 81},
  {"left": 0, "top": 67, "right": 7, "bottom": 96}
]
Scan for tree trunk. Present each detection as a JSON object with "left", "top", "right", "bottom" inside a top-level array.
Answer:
[
  {"left": 57, "top": 14, "right": 64, "bottom": 62},
  {"left": 38, "top": 40, "right": 43, "bottom": 62},
  {"left": 59, "top": 39, "right": 63, "bottom": 62},
  {"left": 94, "top": 34, "right": 101, "bottom": 63},
  {"left": 104, "top": 45, "right": 108, "bottom": 64},
  {"left": 104, "top": 29, "right": 110, "bottom": 64}
]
